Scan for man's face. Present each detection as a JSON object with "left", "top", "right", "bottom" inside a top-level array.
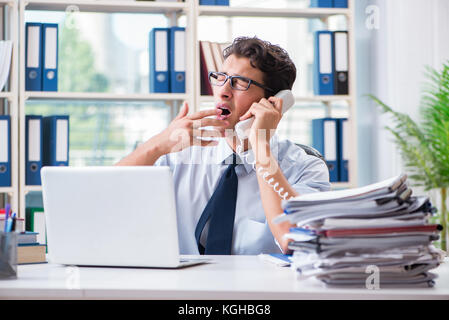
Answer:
[{"left": 213, "top": 54, "right": 266, "bottom": 131}]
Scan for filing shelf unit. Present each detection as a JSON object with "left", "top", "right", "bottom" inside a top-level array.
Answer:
[
  {"left": 194, "top": 1, "right": 358, "bottom": 191},
  {"left": 6, "top": 0, "right": 356, "bottom": 218},
  {"left": 0, "top": 0, "right": 19, "bottom": 214}
]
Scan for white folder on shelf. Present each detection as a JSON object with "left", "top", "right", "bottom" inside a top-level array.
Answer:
[{"left": 0, "top": 41, "right": 12, "bottom": 92}]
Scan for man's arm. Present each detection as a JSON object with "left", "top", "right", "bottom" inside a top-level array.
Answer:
[
  {"left": 115, "top": 103, "right": 227, "bottom": 166},
  {"left": 239, "top": 96, "right": 300, "bottom": 253},
  {"left": 116, "top": 134, "right": 166, "bottom": 166},
  {"left": 252, "top": 140, "right": 297, "bottom": 254}
]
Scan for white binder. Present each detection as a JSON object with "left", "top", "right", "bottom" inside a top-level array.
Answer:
[{"left": 0, "top": 40, "right": 13, "bottom": 92}]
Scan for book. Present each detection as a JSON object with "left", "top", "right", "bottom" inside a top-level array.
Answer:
[
  {"left": 199, "top": 40, "right": 215, "bottom": 95},
  {"left": 17, "top": 231, "right": 39, "bottom": 244},
  {"left": 17, "top": 244, "right": 46, "bottom": 264},
  {"left": 26, "top": 207, "right": 47, "bottom": 248}
]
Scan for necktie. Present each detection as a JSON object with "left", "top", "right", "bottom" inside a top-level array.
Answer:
[{"left": 195, "top": 154, "right": 238, "bottom": 255}]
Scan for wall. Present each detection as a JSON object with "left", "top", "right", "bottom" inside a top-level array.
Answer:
[{"left": 355, "top": 0, "right": 449, "bottom": 186}]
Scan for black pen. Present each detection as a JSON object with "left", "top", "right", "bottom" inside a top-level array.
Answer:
[{"left": 10, "top": 213, "right": 16, "bottom": 232}]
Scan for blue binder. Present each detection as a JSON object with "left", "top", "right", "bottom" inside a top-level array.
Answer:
[
  {"left": 312, "top": 118, "right": 339, "bottom": 182},
  {"left": 334, "top": 0, "right": 348, "bottom": 8},
  {"left": 215, "top": 0, "right": 230, "bottom": 5},
  {"left": 149, "top": 28, "right": 170, "bottom": 93},
  {"left": 25, "top": 22, "right": 43, "bottom": 91},
  {"left": 314, "top": 31, "right": 335, "bottom": 95},
  {"left": 25, "top": 115, "right": 43, "bottom": 185},
  {"left": 338, "top": 118, "right": 349, "bottom": 182},
  {"left": 199, "top": 0, "right": 216, "bottom": 5},
  {"left": 0, "top": 116, "right": 11, "bottom": 187},
  {"left": 169, "top": 27, "right": 186, "bottom": 93},
  {"left": 42, "top": 23, "right": 58, "bottom": 92},
  {"left": 42, "top": 115, "right": 69, "bottom": 167},
  {"left": 310, "top": 0, "right": 333, "bottom": 8}
]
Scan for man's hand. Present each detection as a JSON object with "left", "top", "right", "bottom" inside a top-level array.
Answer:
[
  {"left": 153, "top": 102, "right": 229, "bottom": 155},
  {"left": 238, "top": 96, "right": 284, "bottom": 147}
]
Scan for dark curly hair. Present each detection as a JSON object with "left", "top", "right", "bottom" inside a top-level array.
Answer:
[{"left": 223, "top": 36, "right": 296, "bottom": 98}]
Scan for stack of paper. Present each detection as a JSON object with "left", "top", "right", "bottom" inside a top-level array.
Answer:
[
  {"left": 0, "top": 40, "right": 13, "bottom": 92},
  {"left": 275, "top": 174, "right": 444, "bottom": 288}
]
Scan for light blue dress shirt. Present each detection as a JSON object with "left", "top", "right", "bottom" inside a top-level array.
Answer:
[{"left": 155, "top": 135, "right": 330, "bottom": 255}]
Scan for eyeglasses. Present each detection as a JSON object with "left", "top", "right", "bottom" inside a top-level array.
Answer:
[{"left": 208, "top": 71, "right": 274, "bottom": 93}]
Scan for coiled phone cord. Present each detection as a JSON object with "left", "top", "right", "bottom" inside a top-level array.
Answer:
[{"left": 236, "top": 137, "right": 291, "bottom": 201}]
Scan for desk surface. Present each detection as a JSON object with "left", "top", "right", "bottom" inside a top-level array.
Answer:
[{"left": 1, "top": 255, "right": 448, "bottom": 300}]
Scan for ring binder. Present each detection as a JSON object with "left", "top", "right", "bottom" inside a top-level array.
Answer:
[
  {"left": 25, "top": 115, "right": 43, "bottom": 185},
  {"left": 42, "top": 23, "right": 58, "bottom": 92},
  {"left": 25, "top": 23, "right": 43, "bottom": 91},
  {"left": 0, "top": 115, "right": 11, "bottom": 187},
  {"left": 314, "top": 31, "right": 335, "bottom": 95}
]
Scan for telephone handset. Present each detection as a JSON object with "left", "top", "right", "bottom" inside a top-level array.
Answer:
[
  {"left": 234, "top": 89, "right": 295, "bottom": 200},
  {"left": 235, "top": 89, "right": 295, "bottom": 140}
]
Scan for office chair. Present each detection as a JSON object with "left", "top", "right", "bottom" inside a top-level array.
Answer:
[{"left": 295, "top": 143, "right": 325, "bottom": 163}]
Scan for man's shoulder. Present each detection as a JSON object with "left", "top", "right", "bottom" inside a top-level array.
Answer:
[
  {"left": 272, "top": 138, "right": 307, "bottom": 159},
  {"left": 159, "top": 143, "right": 219, "bottom": 166},
  {"left": 274, "top": 137, "right": 326, "bottom": 168}
]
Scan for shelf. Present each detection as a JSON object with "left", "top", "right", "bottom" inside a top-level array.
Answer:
[
  {"left": 11, "top": 0, "right": 359, "bottom": 219},
  {"left": 24, "top": 92, "right": 188, "bottom": 102},
  {"left": 198, "top": 6, "right": 350, "bottom": 18},
  {"left": 199, "top": 95, "right": 352, "bottom": 104},
  {"left": 0, "top": 187, "right": 14, "bottom": 193},
  {"left": 0, "top": 92, "right": 13, "bottom": 100},
  {"left": 0, "top": 1, "right": 13, "bottom": 6},
  {"left": 23, "top": 185, "right": 42, "bottom": 193},
  {"left": 23, "top": 0, "right": 188, "bottom": 14}
]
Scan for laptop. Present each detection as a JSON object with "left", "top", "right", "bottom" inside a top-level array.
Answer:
[{"left": 41, "top": 166, "right": 210, "bottom": 268}]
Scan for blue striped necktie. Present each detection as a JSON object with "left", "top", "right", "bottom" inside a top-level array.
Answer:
[{"left": 195, "top": 154, "right": 238, "bottom": 255}]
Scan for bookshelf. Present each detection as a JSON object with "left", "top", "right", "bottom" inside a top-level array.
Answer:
[
  {"left": 197, "top": 5, "right": 350, "bottom": 18},
  {"left": 24, "top": 92, "right": 188, "bottom": 101},
  {"left": 4, "top": 0, "right": 357, "bottom": 218},
  {"left": 0, "top": 0, "right": 19, "bottom": 214}
]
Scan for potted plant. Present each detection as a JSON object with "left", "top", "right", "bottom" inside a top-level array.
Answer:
[{"left": 369, "top": 61, "right": 449, "bottom": 252}]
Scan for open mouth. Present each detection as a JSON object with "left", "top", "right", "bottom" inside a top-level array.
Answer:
[{"left": 216, "top": 104, "right": 232, "bottom": 120}]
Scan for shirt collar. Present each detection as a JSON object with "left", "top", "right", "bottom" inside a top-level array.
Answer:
[{"left": 215, "top": 135, "right": 280, "bottom": 175}]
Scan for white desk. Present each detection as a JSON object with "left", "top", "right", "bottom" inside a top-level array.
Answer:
[{"left": 1, "top": 256, "right": 448, "bottom": 300}]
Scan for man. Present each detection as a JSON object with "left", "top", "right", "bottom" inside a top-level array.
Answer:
[{"left": 117, "top": 36, "right": 330, "bottom": 255}]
